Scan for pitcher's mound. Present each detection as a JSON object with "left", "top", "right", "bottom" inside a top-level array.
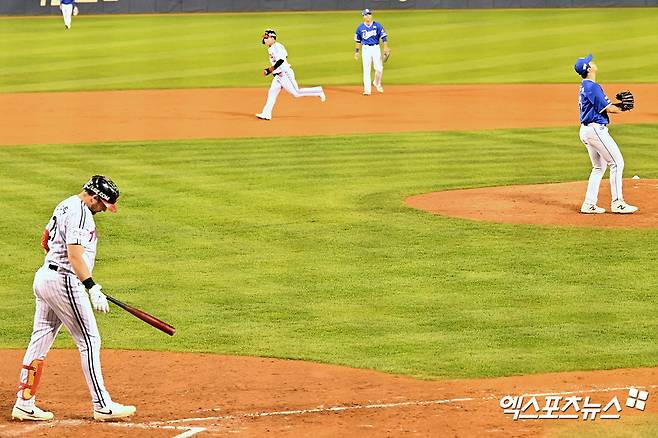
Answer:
[{"left": 406, "top": 179, "right": 658, "bottom": 228}]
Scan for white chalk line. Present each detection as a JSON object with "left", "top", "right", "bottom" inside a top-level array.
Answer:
[
  {"left": 158, "top": 383, "right": 658, "bottom": 425},
  {"left": 6, "top": 384, "right": 657, "bottom": 437}
]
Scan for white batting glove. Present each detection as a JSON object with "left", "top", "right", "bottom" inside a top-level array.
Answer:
[{"left": 89, "top": 284, "right": 110, "bottom": 313}]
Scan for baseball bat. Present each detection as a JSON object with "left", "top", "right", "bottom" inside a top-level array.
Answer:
[{"left": 105, "top": 295, "right": 176, "bottom": 336}]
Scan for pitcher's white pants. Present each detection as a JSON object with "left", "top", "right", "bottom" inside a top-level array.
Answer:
[
  {"left": 259, "top": 68, "right": 324, "bottom": 119},
  {"left": 361, "top": 44, "right": 383, "bottom": 94},
  {"left": 16, "top": 265, "right": 113, "bottom": 411},
  {"left": 579, "top": 123, "right": 625, "bottom": 205},
  {"left": 60, "top": 4, "right": 73, "bottom": 29}
]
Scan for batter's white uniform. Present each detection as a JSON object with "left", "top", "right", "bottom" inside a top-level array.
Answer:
[
  {"left": 15, "top": 195, "right": 114, "bottom": 411},
  {"left": 258, "top": 42, "right": 324, "bottom": 119}
]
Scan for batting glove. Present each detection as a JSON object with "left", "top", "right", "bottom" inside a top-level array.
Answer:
[{"left": 89, "top": 284, "right": 110, "bottom": 313}]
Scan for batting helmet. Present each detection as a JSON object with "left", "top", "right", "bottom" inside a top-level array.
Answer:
[
  {"left": 83, "top": 175, "right": 120, "bottom": 212},
  {"left": 262, "top": 29, "right": 276, "bottom": 44}
]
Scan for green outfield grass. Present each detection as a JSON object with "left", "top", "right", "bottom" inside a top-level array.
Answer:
[
  {"left": 1, "top": 8, "right": 658, "bottom": 92},
  {"left": 1, "top": 125, "right": 657, "bottom": 379}
]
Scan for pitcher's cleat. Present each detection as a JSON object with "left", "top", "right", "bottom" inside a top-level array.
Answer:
[
  {"left": 580, "top": 203, "right": 605, "bottom": 214},
  {"left": 12, "top": 405, "right": 54, "bottom": 421},
  {"left": 93, "top": 402, "right": 136, "bottom": 421},
  {"left": 611, "top": 200, "right": 638, "bottom": 214},
  {"left": 255, "top": 113, "right": 271, "bottom": 120}
]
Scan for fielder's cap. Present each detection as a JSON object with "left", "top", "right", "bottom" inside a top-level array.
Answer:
[
  {"left": 262, "top": 29, "right": 276, "bottom": 44},
  {"left": 83, "top": 174, "right": 120, "bottom": 213},
  {"left": 362, "top": 8, "right": 372, "bottom": 15},
  {"left": 574, "top": 54, "right": 593, "bottom": 76}
]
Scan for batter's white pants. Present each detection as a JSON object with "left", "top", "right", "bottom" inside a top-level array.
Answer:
[
  {"left": 16, "top": 265, "right": 114, "bottom": 411},
  {"left": 259, "top": 68, "right": 324, "bottom": 119},
  {"left": 60, "top": 4, "right": 73, "bottom": 29},
  {"left": 361, "top": 44, "right": 383, "bottom": 94},
  {"left": 579, "top": 123, "right": 625, "bottom": 205}
]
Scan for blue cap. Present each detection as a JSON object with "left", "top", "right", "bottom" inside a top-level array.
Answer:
[
  {"left": 574, "top": 54, "right": 593, "bottom": 76},
  {"left": 362, "top": 8, "right": 372, "bottom": 16}
]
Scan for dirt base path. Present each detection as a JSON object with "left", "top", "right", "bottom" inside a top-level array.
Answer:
[
  {"left": 2, "top": 84, "right": 658, "bottom": 146},
  {"left": 0, "top": 349, "right": 656, "bottom": 437},
  {"left": 407, "top": 179, "right": 658, "bottom": 228}
]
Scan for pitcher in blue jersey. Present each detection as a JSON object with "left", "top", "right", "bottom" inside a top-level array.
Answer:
[
  {"left": 354, "top": 9, "right": 390, "bottom": 95},
  {"left": 575, "top": 54, "right": 637, "bottom": 214}
]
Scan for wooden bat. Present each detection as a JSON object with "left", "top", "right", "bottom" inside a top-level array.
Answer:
[{"left": 105, "top": 295, "right": 176, "bottom": 336}]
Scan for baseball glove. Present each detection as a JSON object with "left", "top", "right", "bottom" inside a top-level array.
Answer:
[
  {"left": 615, "top": 90, "right": 634, "bottom": 111},
  {"left": 383, "top": 50, "right": 390, "bottom": 63},
  {"left": 73, "top": 5, "right": 79, "bottom": 16}
]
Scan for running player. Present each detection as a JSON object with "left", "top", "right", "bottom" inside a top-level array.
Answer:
[
  {"left": 575, "top": 54, "right": 638, "bottom": 214},
  {"left": 12, "top": 175, "right": 136, "bottom": 422},
  {"left": 256, "top": 29, "right": 325, "bottom": 121},
  {"left": 354, "top": 9, "right": 390, "bottom": 95},
  {"left": 60, "top": 0, "right": 77, "bottom": 30}
]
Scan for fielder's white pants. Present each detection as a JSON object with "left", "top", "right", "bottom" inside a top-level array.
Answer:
[
  {"left": 361, "top": 44, "right": 383, "bottom": 94},
  {"left": 579, "top": 123, "right": 625, "bottom": 205},
  {"left": 60, "top": 4, "right": 73, "bottom": 28},
  {"left": 16, "top": 265, "right": 114, "bottom": 411},
  {"left": 259, "top": 68, "right": 324, "bottom": 119}
]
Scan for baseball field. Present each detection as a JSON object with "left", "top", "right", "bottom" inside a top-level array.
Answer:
[{"left": 1, "top": 8, "right": 657, "bottom": 437}]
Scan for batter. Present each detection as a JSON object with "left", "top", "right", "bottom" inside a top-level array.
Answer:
[{"left": 12, "top": 175, "right": 136, "bottom": 422}]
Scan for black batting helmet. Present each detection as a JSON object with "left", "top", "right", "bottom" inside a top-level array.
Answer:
[
  {"left": 262, "top": 29, "right": 276, "bottom": 44},
  {"left": 83, "top": 175, "right": 120, "bottom": 212}
]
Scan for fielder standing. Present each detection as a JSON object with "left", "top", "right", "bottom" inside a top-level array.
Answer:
[
  {"left": 256, "top": 29, "right": 325, "bottom": 121},
  {"left": 354, "top": 9, "right": 389, "bottom": 95},
  {"left": 12, "top": 175, "right": 136, "bottom": 422},
  {"left": 60, "top": 0, "right": 78, "bottom": 30},
  {"left": 575, "top": 54, "right": 637, "bottom": 214}
]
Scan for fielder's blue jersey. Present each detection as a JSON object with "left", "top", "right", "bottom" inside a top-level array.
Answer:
[
  {"left": 579, "top": 80, "right": 611, "bottom": 125},
  {"left": 355, "top": 22, "right": 387, "bottom": 45},
  {"left": 61, "top": 0, "right": 75, "bottom": 4}
]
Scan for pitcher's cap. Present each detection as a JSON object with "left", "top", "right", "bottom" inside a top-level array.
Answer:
[{"left": 574, "top": 54, "right": 593, "bottom": 76}]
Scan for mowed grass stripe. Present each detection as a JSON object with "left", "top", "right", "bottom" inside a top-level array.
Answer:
[
  {"left": 1, "top": 126, "right": 657, "bottom": 377},
  {"left": 2, "top": 9, "right": 658, "bottom": 92}
]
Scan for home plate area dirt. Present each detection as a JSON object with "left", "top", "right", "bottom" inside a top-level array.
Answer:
[{"left": 0, "top": 350, "right": 656, "bottom": 437}]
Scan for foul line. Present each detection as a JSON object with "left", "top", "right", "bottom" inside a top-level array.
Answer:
[
  {"left": 9, "top": 384, "right": 657, "bottom": 437},
  {"left": 158, "top": 384, "right": 658, "bottom": 425}
]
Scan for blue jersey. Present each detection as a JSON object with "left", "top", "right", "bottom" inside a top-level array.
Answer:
[
  {"left": 355, "top": 22, "right": 387, "bottom": 46},
  {"left": 579, "top": 80, "right": 612, "bottom": 125},
  {"left": 61, "top": 0, "right": 75, "bottom": 4}
]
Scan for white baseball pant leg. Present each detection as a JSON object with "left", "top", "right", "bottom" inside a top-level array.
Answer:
[
  {"left": 61, "top": 4, "right": 73, "bottom": 29},
  {"left": 278, "top": 69, "right": 323, "bottom": 98},
  {"left": 260, "top": 78, "right": 283, "bottom": 119},
  {"left": 361, "top": 45, "right": 383, "bottom": 93},
  {"left": 579, "top": 123, "right": 625, "bottom": 205},
  {"left": 16, "top": 266, "right": 113, "bottom": 411},
  {"left": 260, "top": 69, "right": 323, "bottom": 118}
]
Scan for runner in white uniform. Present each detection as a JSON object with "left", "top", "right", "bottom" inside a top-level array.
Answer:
[
  {"left": 256, "top": 29, "right": 325, "bottom": 121},
  {"left": 12, "top": 175, "right": 136, "bottom": 422}
]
